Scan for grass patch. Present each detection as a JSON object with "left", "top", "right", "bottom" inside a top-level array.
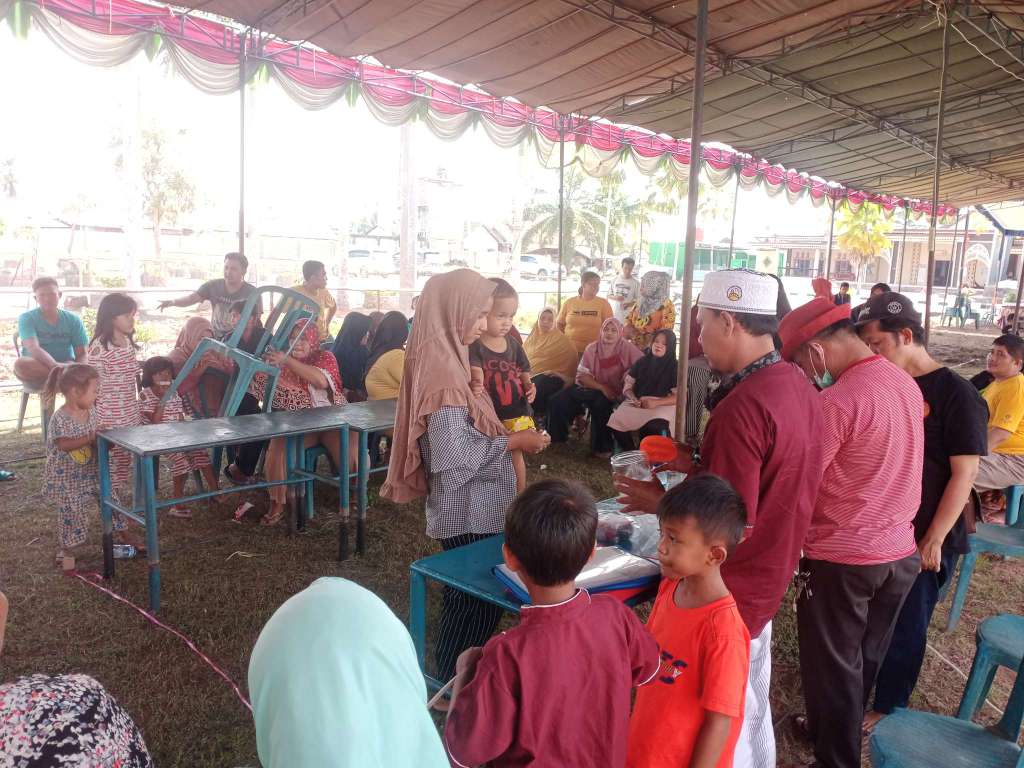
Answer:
[{"left": 1, "top": 325, "right": 1021, "bottom": 768}]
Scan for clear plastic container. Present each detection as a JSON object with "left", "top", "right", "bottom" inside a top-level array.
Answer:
[{"left": 610, "top": 450, "right": 652, "bottom": 481}]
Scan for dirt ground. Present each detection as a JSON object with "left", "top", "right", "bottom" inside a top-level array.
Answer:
[{"left": 0, "top": 325, "right": 1020, "bottom": 767}]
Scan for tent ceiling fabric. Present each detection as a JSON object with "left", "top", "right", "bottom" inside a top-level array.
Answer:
[{"left": 176, "top": 0, "right": 1024, "bottom": 206}]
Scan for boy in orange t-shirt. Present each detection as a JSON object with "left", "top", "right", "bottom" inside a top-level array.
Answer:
[{"left": 627, "top": 474, "right": 751, "bottom": 768}]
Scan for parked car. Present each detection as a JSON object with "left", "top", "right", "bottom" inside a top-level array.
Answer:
[{"left": 519, "top": 254, "right": 566, "bottom": 280}]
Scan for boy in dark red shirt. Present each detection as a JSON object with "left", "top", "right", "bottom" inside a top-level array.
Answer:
[
  {"left": 444, "top": 479, "right": 659, "bottom": 768},
  {"left": 627, "top": 474, "right": 751, "bottom": 768}
]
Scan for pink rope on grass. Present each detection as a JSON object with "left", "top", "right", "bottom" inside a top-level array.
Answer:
[{"left": 68, "top": 570, "right": 253, "bottom": 713}]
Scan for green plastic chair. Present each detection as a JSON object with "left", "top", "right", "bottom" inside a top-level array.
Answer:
[
  {"left": 946, "top": 486, "right": 1024, "bottom": 633},
  {"left": 958, "top": 615, "right": 1024, "bottom": 723},
  {"left": 870, "top": 651, "right": 1024, "bottom": 767},
  {"left": 161, "top": 286, "right": 318, "bottom": 418}
]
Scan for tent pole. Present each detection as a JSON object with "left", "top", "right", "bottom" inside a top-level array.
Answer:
[
  {"left": 896, "top": 204, "right": 909, "bottom": 292},
  {"left": 991, "top": 229, "right": 1005, "bottom": 321},
  {"left": 727, "top": 171, "right": 740, "bottom": 260},
  {"left": 941, "top": 212, "right": 960, "bottom": 312},
  {"left": 824, "top": 198, "right": 836, "bottom": 280},
  {"left": 924, "top": 11, "right": 951, "bottom": 348},
  {"left": 674, "top": 0, "right": 708, "bottom": 442},
  {"left": 1012, "top": 237, "right": 1023, "bottom": 335},
  {"left": 556, "top": 116, "right": 565, "bottom": 309},
  {"left": 957, "top": 209, "right": 971, "bottom": 289},
  {"left": 238, "top": 30, "right": 247, "bottom": 256}
]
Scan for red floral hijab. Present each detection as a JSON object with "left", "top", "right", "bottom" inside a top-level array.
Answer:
[{"left": 279, "top": 319, "right": 343, "bottom": 396}]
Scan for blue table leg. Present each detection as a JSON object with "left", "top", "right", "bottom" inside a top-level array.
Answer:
[
  {"left": 286, "top": 436, "right": 301, "bottom": 534},
  {"left": 410, "top": 569, "right": 427, "bottom": 670},
  {"left": 99, "top": 437, "right": 114, "bottom": 580},
  {"left": 357, "top": 429, "right": 368, "bottom": 554},
  {"left": 338, "top": 426, "right": 350, "bottom": 561},
  {"left": 140, "top": 456, "right": 160, "bottom": 612}
]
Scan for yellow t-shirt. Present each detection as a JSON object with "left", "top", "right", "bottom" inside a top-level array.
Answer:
[
  {"left": 291, "top": 284, "right": 337, "bottom": 341},
  {"left": 366, "top": 349, "right": 405, "bottom": 401},
  {"left": 557, "top": 297, "right": 613, "bottom": 355},
  {"left": 982, "top": 374, "right": 1024, "bottom": 455}
]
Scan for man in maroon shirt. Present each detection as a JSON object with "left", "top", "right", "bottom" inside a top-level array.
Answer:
[{"left": 617, "top": 269, "right": 824, "bottom": 768}]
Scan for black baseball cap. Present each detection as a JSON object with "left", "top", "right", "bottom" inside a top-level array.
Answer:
[{"left": 854, "top": 291, "right": 922, "bottom": 327}]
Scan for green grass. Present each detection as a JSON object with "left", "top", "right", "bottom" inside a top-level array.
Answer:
[{"left": 0, "top": 328, "right": 1021, "bottom": 767}]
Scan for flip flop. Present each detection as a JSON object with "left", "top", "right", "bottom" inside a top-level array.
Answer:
[
  {"left": 168, "top": 506, "right": 193, "bottom": 519},
  {"left": 0, "top": 469, "right": 15, "bottom": 482}
]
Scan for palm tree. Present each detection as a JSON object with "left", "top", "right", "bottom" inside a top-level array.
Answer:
[
  {"left": 835, "top": 202, "right": 891, "bottom": 282},
  {"left": 522, "top": 168, "right": 607, "bottom": 268},
  {"left": 653, "top": 167, "right": 736, "bottom": 235}
]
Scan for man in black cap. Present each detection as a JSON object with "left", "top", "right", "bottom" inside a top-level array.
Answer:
[{"left": 856, "top": 291, "right": 988, "bottom": 732}]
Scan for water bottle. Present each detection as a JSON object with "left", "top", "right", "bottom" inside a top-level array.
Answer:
[{"left": 112, "top": 544, "right": 137, "bottom": 559}]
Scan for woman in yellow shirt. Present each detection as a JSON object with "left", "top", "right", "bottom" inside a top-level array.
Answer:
[
  {"left": 557, "top": 271, "right": 614, "bottom": 355},
  {"left": 365, "top": 311, "right": 409, "bottom": 400}
]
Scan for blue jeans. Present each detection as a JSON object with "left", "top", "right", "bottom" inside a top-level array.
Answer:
[{"left": 872, "top": 547, "right": 959, "bottom": 713}]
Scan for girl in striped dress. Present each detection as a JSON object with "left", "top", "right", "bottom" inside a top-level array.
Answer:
[
  {"left": 139, "top": 356, "right": 221, "bottom": 519},
  {"left": 87, "top": 293, "right": 143, "bottom": 509}
]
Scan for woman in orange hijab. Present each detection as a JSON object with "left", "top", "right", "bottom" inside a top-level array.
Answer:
[{"left": 382, "top": 269, "right": 549, "bottom": 681}]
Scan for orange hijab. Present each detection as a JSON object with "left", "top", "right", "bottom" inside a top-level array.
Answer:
[{"left": 381, "top": 269, "right": 504, "bottom": 503}]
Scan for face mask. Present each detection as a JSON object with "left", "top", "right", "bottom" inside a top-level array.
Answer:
[{"left": 809, "top": 343, "right": 834, "bottom": 389}]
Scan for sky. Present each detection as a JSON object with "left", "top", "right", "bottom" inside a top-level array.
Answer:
[{"left": 0, "top": 24, "right": 834, "bottom": 248}]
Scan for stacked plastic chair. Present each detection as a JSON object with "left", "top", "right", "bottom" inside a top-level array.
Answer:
[{"left": 162, "top": 286, "right": 318, "bottom": 418}]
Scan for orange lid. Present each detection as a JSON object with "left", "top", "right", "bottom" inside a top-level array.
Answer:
[{"left": 639, "top": 435, "right": 678, "bottom": 463}]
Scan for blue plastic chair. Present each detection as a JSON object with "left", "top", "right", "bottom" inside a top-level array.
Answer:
[
  {"left": 1006, "top": 486, "right": 1023, "bottom": 527},
  {"left": 162, "top": 286, "right": 318, "bottom": 419},
  {"left": 870, "top": 639, "right": 1024, "bottom": 768},
  {"left": 958, "top": 615, "right": 1024, "bottom": 722},
  {"left": 946, "top": 488, "right": 1024, "bottom": 633},
  {"left": 870, "top": 655, "right": 1024, "bottom": 766}
]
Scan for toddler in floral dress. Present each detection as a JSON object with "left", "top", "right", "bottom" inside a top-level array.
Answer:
[
  {"left": 87, "top": 294, "right": 143, "bottom": 511},
  {"left": 139, "top": 356, "right": 220, "bottom": 518},
  {"left": 43, "top": 363, "right": 108, "bottom": 569}
]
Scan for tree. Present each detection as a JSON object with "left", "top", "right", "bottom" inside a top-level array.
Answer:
[
  {"left": 835, "top": 202, "right": 890, "bottom": 282},
  {"left": 653, "top": 167, "right": 736, "bottom": 231},
  {"left": 521, "top": 168, "right": 607, "bottom": 268},
  {"left": 139, "top": 129, "right": 196, "bottom": 261}
]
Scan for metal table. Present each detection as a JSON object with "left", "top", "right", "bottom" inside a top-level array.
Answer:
[
  {"left": 408, "top": 498, "right": 651, "bottom": 689},
  {"left": 99, "top": 406, "right": 356, "bottom": 611},
  {"left": 292, "top": 399, "right": 396, "bottom": 559}
]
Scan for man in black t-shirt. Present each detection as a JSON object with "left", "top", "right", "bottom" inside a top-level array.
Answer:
[{"left": 856, "top": 292, "right": 988, "bottom": 730}]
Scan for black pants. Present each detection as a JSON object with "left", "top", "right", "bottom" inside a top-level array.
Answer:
[
  {"left": 872, "top": 547, "right": 959, "bottom": 713},
  {"left": 547, "top": 385, "right": 616, "bottom": 454},
  {"left": 233, "top": 394, "right": 266, "bottom": 476},
  {"left": 530, "top": 374, "right": 565, "bottom": 418},
  {"left": 610, "top": 419, "right": 670, "bottom": 452},
  {"left": 797, "top": 553, "right": 919, "bottom": 768},
  {"left": 435, "top": 533, "right": 505, "bottom": 681}
]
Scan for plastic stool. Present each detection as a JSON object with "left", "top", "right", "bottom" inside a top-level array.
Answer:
[{"left": 958, "top": 614, "right": 1024, "bottom": 721}]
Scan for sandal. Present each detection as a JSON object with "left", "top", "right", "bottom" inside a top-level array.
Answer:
[
  {"left": 168, "top": 506, "right": 193, "bottom": 519},
  {"left": 260, "top": 507, "right": 286, "bottom": 527},
  {"left": 0, "top": 469, "right": 15, "bottom": 482}
]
